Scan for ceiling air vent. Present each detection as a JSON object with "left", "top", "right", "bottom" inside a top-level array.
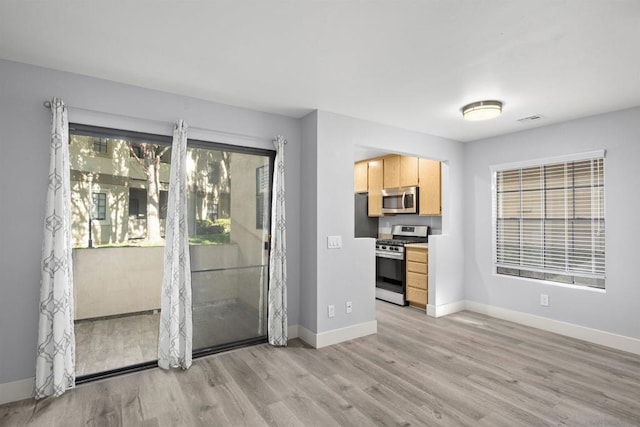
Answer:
[{"left": 517, "top": 114, "right": 545, "bottom": 123}]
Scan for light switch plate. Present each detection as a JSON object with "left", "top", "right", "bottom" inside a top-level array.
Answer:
[
  {"left": 328, "top": 305, "right": 335, "bottom": 318},
  {"left": 327, "top": 235, "right": 342, "bottom": 249}
]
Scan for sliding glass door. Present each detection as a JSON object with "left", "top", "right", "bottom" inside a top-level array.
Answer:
[
  {"left": 187, "top": 142, "right": 273, "bottom": 352},
  {"left": 69, "top": 125, "right": 273, "bottom": 378},
  {"left": 69, "top": 125, "right": 172, "bottom": 377}
]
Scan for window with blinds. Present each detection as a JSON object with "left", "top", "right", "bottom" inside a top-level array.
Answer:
[{"left": 492, "top": 152, "right": 605, "bottom": 289}]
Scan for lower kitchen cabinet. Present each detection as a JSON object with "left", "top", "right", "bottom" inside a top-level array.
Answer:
[{"left": 405, "top": 246, "right": 428, "bottom": 308}]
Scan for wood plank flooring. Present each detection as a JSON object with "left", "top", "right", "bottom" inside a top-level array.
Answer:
[
  {"left": 75, "top": 312, "right": 159, "bottom": 376},
  {"left": 2, "top": 301, "right": 640, "bottom": 426},
  {"left": 75, "top": 300, "right": 263, "bottom": 376}
]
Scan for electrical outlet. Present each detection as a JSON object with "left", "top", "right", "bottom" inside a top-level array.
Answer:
[
  {"left": 540, "top": 294, "right": 549, "bottom": 307},
  {"left": 327, "top": 235, "right": 342, "bottom": 249},
  {"left": 346, "top": 301, "right": 353, "bottom": 314},
  {"left": 328, "top": 305, "right": 335, "bottom": 318}
]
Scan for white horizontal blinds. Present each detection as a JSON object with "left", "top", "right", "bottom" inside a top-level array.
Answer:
[{"left": 495, "top": 155, "right": 605, "bottom": 287}]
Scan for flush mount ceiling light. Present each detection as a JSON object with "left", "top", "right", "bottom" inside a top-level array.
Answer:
[{"left": 461, "top": 100, "right": 503, "bottom": 121}]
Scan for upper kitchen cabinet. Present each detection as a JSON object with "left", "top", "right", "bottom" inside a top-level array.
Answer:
[
  {"left": 367, "top": 158, "right": 384, "bottom": 217},
  {"left": 383, "top": 156, "right": 400, "bottom": 188},
  {"left": 419, "top": 158, "right": 442, "bottom": 216},
  {"left": 354, "top": 154, "right": 440, "bottom": 217},
  {"left": 383, "top": 155, "right": 419, "bottom": 189},
  {"left": 400, "top": 156, "right": 419, "bottom": 187},
  {"left": 354, "top": 160, "right": 368, "bottom": 193}
]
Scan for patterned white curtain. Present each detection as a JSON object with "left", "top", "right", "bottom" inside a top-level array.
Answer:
[
  {"left": 268, "top": 135, "right": 287, "bottom": 346},
  {"left": 158, "top": 120, "right": 192, "bottom": 369},
  {"left": 35, "top": 98, "right": 76, "bottom": 399}
]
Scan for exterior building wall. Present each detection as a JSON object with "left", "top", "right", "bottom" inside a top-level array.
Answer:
[
  {"left": 68, "top": 135, "right": 244, "bottom": 246},
  {"left": 69, "top": 135, "right": 172, "bottom": 246},
  {"left": 230, "top": 153, "right": 271, "bottom": 311},
  {"left": 73, "top": 246, "right": 164, "bottom": 319},
  {"left": 185, "top": 147, "right": 230, "bottom": 235},
  {"left": 74, "top": 244, "right": 242, "bottom": 319}
]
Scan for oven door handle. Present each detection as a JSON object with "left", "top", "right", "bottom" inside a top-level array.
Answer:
[
  {"left": 402, "top": 191, "right": 406, "bottom": 209},
  {"left": 376, "top": 252, "right": 404, "bottom": 260}
]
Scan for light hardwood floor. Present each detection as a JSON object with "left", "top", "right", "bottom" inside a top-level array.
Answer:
[
  {"left": 75, "top": 300, "right": 263, "bottom": 376},
  {"left": 2, "top": 301, "right": 640, "bottom": 426},
  {"left": 75, "top": 312, "right": 160, "bottom": 376}
]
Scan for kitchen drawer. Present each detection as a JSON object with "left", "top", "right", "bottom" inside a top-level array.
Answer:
[
  {"left": 406, "top": 286, "right": 427, "bottom": 306},
  {"left": 407, "top": 260, "right": 427, "bottom": 274},
  {"left": 406, "top": 271, "right": 427, "bottom": 290},
  {"left": 406, "top": 249, "right": 427, "bottom": 263}
]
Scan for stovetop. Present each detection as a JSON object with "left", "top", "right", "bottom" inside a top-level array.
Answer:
[
  {"left": 376, "top": 238, "right": 426, "bottom": 247},
  {"left": 376, "top": 225, "right": 430, "bottom": 248}
]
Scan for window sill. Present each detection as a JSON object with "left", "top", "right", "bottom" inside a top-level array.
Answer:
[{"left": 493, "top": 272, "right": 606, "bottom": 293}]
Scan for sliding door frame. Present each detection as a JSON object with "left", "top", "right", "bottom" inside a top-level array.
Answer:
[
  {"left": 70, "top": 124, "right": 276, "bottom": 384},
  {"left": 187, "top": 138, "right": 275, "bottom": 359}
]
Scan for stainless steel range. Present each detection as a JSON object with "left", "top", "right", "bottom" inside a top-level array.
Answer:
[{"left": 376, "top": 225, "right": 429, "bottom": 305}]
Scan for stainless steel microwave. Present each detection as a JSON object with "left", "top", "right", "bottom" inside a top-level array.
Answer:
[{"left": 381, "top": 186, "right": 418, "bottom": 214}]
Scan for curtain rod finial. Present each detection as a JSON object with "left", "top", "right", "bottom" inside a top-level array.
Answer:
[
  {"left": 43, "top": 100, "right": 51, "bottom": 109},
  {"left": 273, "top": 135, "right": 287, "bottom": 145}
]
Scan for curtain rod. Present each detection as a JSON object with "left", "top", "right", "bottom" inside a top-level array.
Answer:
[{"left": 43, "top": 100, "right": 286, "bottom": 144}]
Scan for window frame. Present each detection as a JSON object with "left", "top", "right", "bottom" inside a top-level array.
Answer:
[
  {"left": 491, "top": 150, "right": 606, "bottom": 290},
  {"left": 92, "top": 137, "right": 108, "bottom": 154},
  {"left": 91, "top": 192, "right": 107, "bottom": 221},
  {"left": 128, "top": 187, "right": 147, "bottom": 219}
]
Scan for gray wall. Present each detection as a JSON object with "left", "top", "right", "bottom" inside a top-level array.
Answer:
[
  {"left": 312, "top": 111, "right": 466, "bottom": 333},
  {"left": 299, "top": 111, "right": 318, "bottom": 332},
  {"left": 0, "top": 59, "right": 301, "bottom": 384},
  {"left": 463, "top": 107, "right": 640, "bottom": 339}
]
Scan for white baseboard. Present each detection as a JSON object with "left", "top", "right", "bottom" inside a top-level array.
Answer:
[
  {"left": 297, "top": 325, "right": 318, "bottom": 347},
  {"left": 294, "top": 320, "right": 378, "bottom": 349},
  {"left": 287, "top": 324, "right": 299, "bottom": 340},
  {"left": 0, "top": 377, "right": 33, "bottom": 405},
  {"left": 465, "top": 300, "right": 640, "bottom": 356},
  {"left": 426, "top": 300, "right": 466, "bottom": 318}
]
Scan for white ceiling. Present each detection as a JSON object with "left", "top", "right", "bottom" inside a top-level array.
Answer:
[{"left": 1, "top": 1, "right": 640, "bottom": 142}]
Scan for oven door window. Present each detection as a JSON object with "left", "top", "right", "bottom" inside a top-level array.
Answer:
[{"left": 376, "top": 256, "right": 404, "bottom": 292}]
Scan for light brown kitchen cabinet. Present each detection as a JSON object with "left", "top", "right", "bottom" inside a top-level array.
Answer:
[
  {"left": 419, "top": 159, "right": 442, "bottom": 216},
  {"left": 367, "top": 159, "right": 383, "bottom": 217},
  {"left": 405, "top": 246, "right": 428, "bottom": 308},
  {"left": 356, "top": 154, "right": 439, "bottom": 217},
  {"left": 383, "top": 156, "right": 400, "bottom": 189},
  {"left": 354, "top": 161, "right": 368, "bottom": 193},
  {"left": 383, "top": 155, "right": 419, "bottom": 189},
  {"left": 400, "top": 156, "right": 419, "bottom": 187}
]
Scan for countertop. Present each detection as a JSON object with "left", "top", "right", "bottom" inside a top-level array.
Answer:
[{"left": 405, "top": 243, "right": 428, "bottom": 249}]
